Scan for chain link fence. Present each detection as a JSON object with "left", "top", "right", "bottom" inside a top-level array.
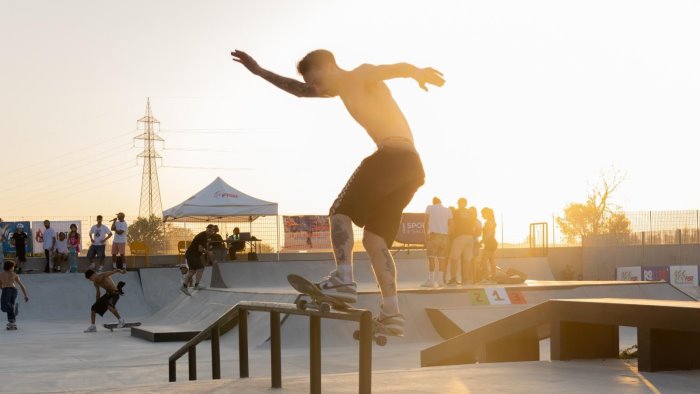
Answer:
[{"left": 583, "top": 210, "right": 700, "bottom": 247}]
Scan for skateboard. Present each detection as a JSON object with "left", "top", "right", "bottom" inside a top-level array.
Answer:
[
  {"left": 103, "top": 322, "right": 141, "bottom": 332},
  {"left": 287, "top": 274, "right": 350, "bottom": 313}
]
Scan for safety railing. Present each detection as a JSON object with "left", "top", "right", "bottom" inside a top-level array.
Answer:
[{"left": 168, "top": 300, "right": 374, "bottom": 394}]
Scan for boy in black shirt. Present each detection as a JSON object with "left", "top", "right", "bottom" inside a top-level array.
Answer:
[
  {"left": 181, "top": 224, "right": 215, "bottom": 295},
  {"left": 10, "top": 224, "right": 29, "bottom": 273}
]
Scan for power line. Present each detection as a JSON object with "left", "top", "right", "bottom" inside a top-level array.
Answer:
[{"left": 162, "top": 165, "right": 253, "bottom": 171}]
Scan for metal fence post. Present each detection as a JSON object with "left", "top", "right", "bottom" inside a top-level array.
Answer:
[
  {"left": 168, "top": 360, "right": 176, "bottom": 382},
  {"left": 271, "top": 311, "right": 281, "bottom": 388},
  {"left": 239, "top": 309, "right": 249, "bottom": 378}
]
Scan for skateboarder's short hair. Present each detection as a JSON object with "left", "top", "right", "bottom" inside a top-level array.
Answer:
[
  {"left": 84, "top": 269, "right": 95, "bottom": 279},
  {"left": 3, "top": 260, "right": 15, "bottom": 271},
  {"left": 297, "top": 49, "right": 337, "bottom": 76}
]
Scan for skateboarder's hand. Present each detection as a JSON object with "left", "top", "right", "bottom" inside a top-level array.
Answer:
[
  {"left": 118, "top": 269, "right": 126, "bottom": 274},
  {"left": 415, "top": 67, "right": 445, "bottom": 91},
  {"left": 231, "top": 50, "right": 261, "bottom": 75}
]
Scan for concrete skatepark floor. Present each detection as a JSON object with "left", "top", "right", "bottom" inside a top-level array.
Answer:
[{"left": 1, "top": 258, "right": 698, "bottom": 393}]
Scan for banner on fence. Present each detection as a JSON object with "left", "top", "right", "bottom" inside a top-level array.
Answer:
[
  {"left": 616, "top": 266, "right": 641, "bottom": 281},
  {"left": 283, "top": 215, "right": 331, "bottom": 250},
  {"left": 31, "top": 220, "right": 82, "bottom": 254},
  {"left": 1, "top": 221, "right": 32, "bottom": 255},
  {"left": 394, "top": 213, "right": 426, "bottom": 245},
  {"left": 642, "top": 266, "right": 670, "bottom": 282},
  {"left": 669, "top": 265, "right": 699, "bottom": 286}
]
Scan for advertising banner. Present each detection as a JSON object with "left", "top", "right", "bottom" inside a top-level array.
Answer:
[
  {"left": 669, "top": 265, "right": 699, "bottom": 287},
  {"left": 642, "top": 266, "right": 670, "bottom": 282},
  {"left": 394, "top": 213, "right": 426, "bottom": 245},
  {"left": 616, "top": 266, "right": 641, "bottom": 281},
  {"left": 283, "top": 215, "right": 331, "bottom": 250},
  {"left": 1, "top": 221, "right": 32, "bottom": 256},
  {"left": 31, "top": 220, "right": 82, "bottom": 254}
]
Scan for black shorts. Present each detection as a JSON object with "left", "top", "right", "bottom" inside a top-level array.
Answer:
[
  {"left": 330, "top": 147, "right": 425, "bottom": 247},
  {"left": 185, "top": 252, "right": 205, "bottom": 270},
  {"left": 92, "top": 292, "right": 120, "bottom": 316}
]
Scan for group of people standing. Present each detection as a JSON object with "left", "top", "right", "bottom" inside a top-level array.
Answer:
[{"left": 423, "top": 197, "right": 498, "bottom": 287}]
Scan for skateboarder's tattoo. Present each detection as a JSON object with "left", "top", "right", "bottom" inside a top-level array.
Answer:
[
  {"left": 331, "top": 217, "right": 351, "bottom": 264},
  {"left": 381, "top": 248, "right": 396, "bottom": 293}
]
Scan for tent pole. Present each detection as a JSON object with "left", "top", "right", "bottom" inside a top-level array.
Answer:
[{"left": 276, "top": 215, "right": 280, "bottom": 261}]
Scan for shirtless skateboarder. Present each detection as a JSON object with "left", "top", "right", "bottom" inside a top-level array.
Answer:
[
  {"left": 231, "top": 49, "right": 444, "bottom": 335},
  {"left": 83, "top": 268, "right": 127, "bottom": 332}
]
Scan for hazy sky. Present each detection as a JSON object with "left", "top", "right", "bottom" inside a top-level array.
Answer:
[{"left": 1, "top": 0, "right": 699, "bottom": 242}]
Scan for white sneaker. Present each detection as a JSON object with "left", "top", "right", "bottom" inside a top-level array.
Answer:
[
  {"left": 420, "top": 279, "right": 435, "bottom": 288},
  {"left": 117, "top": 319, "right": 125, "bottom": 328},
  {"left": 316, "top": 272, "right": 357, "bottom": 304},
  {"left": 375, "top": 312, "right": 405, "bottom": 337},
  {"left": 180, "top": 286, "right": 191, "bottom": 296},
  {"left": 88, "top": 263, "right": 96, "bottom": 270},
  {"left": 97, "top": 265, "right": 103, "bottom": 273},
  {"left": 84, "top": 325, "right": 97, "bottom": 333}
]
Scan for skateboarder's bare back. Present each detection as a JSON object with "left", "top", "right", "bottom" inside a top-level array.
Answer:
[
  {"left": 232, "top": 49, "right": 444, "bottom": 335},
  {"left": 83, "top": 269, "right": 126, "bottom": 332}
]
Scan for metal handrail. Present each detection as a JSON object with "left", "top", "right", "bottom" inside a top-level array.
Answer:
[{"left": 167, "top": 300, "right": 374, "bottom": 393}]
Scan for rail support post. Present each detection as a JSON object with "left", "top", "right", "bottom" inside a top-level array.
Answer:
[
  {"left": 188, "top": 346, "right": 197, "bottom": 381},
  {"left": 359, "top": 311, "right": 372, "bottom": 394},
  {"left": 271, "top": 311, "right": 282, "bottom": 388},
  {"left": 168, "top": 360, "right": 176, "bottom": 382},
  {"left": 211, "top": 325, "right": 221, "bottom": 379},
  {"left": 239, "top": 308, "right": 249, "bottom": 378},
  {"left": 310, "top": 315, "right": 322, "bottom": 394}
]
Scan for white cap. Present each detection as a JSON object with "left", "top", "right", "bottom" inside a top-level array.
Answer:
[{"left": 16, "top": 223, "right": 24, "bottom": 229}]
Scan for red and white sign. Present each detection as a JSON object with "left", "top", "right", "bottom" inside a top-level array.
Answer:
[
  {"left": 616, "top": 266, "right": 641, "bottom": 281},
  {"left": 669, "top": 265, "right": 698, "bottom": 286}
]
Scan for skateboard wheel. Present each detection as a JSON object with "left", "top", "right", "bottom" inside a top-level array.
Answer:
[
  {"left": 376, "top": 335, "right": 387, "bottom": 346},
  {"left": 296, "top": 299, "right": 308, "bottom": 310},
  {"left": 353, "top": 330, "right": 360, "bottom": 341},
  {"left": 320, "top": 303, "right": 331, "bottom": 313}
]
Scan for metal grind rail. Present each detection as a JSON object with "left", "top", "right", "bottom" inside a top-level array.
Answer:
[{"left": 168, "top": 300, "right": 374, "bottom": 394}]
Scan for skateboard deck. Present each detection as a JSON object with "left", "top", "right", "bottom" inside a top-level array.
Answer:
[
  {"left": 103, "top": 322, "right": 141, "bottom": 332},
  {"left": 287, "top": 274, "right": 350, "bottom": 313}
]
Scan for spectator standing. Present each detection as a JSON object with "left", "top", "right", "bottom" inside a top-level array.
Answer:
[
  {"left": 110, "top": 213, "right": 128, "bottom": 270},
  {"left": 481, "top": 207, "right": 498, "bottom": 283},
  {"left": 88, "top": 215, "right": 113, "bottom": 272},
  {"left": 422, "top": 197, "right": 452, "bottom": 288},
  {"left": 10, "top": 224, "right": 29, "bottom": 274},
  {"left": 448, "top": 198, "right": 475, "bottom": 285},
  {"left": 67, "top": 224, "right": 81, "bottom": 273},
  {"left": 470, "top": 207, "right": 483, "bottom": 282},
  {"left": 54, "top": 232, "right": 69, "bottom": 272},
  {"left": 0, "top": 260, "right": 29, "bottom": 330},
  {"left": 0, "top": 218, "right": 8, "bottom": 263},
  {"left": 42, "top": 220, "right": 57, "bottom": 273}
]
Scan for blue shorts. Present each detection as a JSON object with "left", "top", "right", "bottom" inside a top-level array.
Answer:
[{"left": 87, "top": 245, "right": 106, "bottom": 259}]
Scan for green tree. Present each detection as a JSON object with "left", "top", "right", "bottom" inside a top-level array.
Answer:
[
  {"left": 127, "top": 215, "right": 166, "bottom": 253},
  {"left": 556, "top": 173, "right": 631, "bottom": 243}
]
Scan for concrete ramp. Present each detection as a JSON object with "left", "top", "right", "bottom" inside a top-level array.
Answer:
[
  {"left": 12, "top": 272, "right": 151, "bottom": 322},
  {"left": 132, "top": 288, "right": 297, "bottom": 342},
  {"left": 139, "top": 267, "right": 212, "bottom": 311}
]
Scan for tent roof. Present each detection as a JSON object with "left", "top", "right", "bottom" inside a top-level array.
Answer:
[{"left": 163, "top": 177, "right": 278, "bottom": 222}]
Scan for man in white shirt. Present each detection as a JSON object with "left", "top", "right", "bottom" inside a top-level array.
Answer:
[
  {"left": 42, "top": 220, "right": 57, "bottom": 273},
  {"left": 422, "top": 197, "right": 452, "bottom": 287},
  {"left": 110, "top": 212, "right": 128, "bottom": 270},
  {"left": 88, "top": 215, "right": 113, "bottom": 272}
]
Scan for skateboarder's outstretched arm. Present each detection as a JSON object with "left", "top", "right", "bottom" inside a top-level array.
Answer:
[
  {"left": 354, "top": 63, "right": 445, "bottom": 91},
  {"left": 104, "top": 269, "right": 126, "bottom": 277},
  {"left": 231, "top": 50, "right": 321, "bottom": 98}
]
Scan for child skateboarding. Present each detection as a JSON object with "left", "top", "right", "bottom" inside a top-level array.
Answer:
[
  {"left": 83, "top": 268, "right": 127, "bottom": 333},
  {"left": 0, "top": 260, "right": 29, "bottom": 330},
  {"left": 232, "top": 49, "right": 443, "bottom": 336}
]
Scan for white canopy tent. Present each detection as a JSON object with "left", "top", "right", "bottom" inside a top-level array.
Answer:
[{"left": 163, "top": 177, "right": 279, "bottom": 256}]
